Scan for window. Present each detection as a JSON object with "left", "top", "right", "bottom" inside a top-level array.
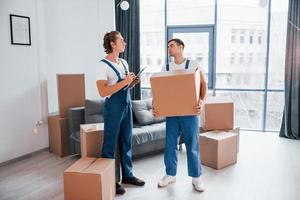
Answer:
[
  {"left": 248, "top": 53, "right": 253, "bottom": 64},
  {"left": 257, "top": 53, "right": 264, "bottom": 63},
  {"left": 140, "top": 0, "right": 288, "bottom": 132},
  {"left": 231, "top": 30, "right": 236, "bottom": 44},
  {"left": 216, "top": 1, "right": 268, "bottom": 90},
  {"left": 216, "top": 91, "right": 264, "bottom": 130},
  {"left": 268, "top": 0, "right": 288, "bottom": 90},
  {"left": 140, "top": 58, "right": 143, "bottom": 66},
  {"left": 167, "top": 0, "right": 215, "bottom": 25},
  {"left": 196, "top": 53, "right": 203, "bottom": 64},
  {"left": 239, "top": 53, "right": 244, "bottom": 65},
  {"left": 231, "top": 35, "right": 236, "bottom": 44},
  {"left": 140, "top": 0, "right": 165, "bottom": 94},
  {"left": 249, "top": 31, "right": 254, "bottom": 44},
  {"left": 240, "top": 30, "right": 245, "bottom": 44},
  {"left": 230, "top": 53, "right": 235, "bottom": 65},
  {"left": 258, "top": 32, "right": 263, "bottom": 44},
  {"left": 146, "top": 36, "right": 152, "bottom": 46},
  {"left": 146, "top": 57, "right": 152, "bottom": 65},
  {"left": 157, "top": 58, "right": 162, "bottom": 65},
  {"left": 266, "top": 92, "right": 284, "bottom": 131}
]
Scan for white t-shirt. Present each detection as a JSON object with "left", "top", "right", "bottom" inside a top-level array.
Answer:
[
  {"left": 96, "top": 58, "right": 129, "bottom": 86},
  {"left": 161, "top": 58, "right": 205, "bottom": 73}
]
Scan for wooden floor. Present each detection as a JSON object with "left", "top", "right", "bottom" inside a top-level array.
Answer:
[{"left": 0, "top": 131, "right": 300, "bottom": 200}]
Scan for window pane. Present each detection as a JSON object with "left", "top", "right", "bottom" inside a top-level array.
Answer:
[
  {"left": 215, "top": 91, "right": 264, "bottom": 130},
  {"left": 266, "top": 92, "right": 284, "bottom": 131},
  {"left": 141, "top": 88, "right": 152, "bottom": 99},
  {"left": 140, "top": 0, "right": 165, "bottom": 99},
  {"left": 172, "top": 32, "right": 210, "bottom": 80},
  {"left": 167, "top": 0, "right": 215, "bottom": 25},
  {"left": 268, "top": 0, "right": 288, "bottom": 90},
  {"left": 216, "top": 0, "right": 269, "bottom": 89}
]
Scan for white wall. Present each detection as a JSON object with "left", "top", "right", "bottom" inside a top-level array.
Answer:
[
  {"left": 45, "top": 0, "right": 115, "bottom": 113},
  {"left": 0, "top": 0, "right": 115, "bottom": 163}
]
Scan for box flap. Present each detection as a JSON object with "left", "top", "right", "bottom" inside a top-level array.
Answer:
[
  {"left": 64, "top": 157, "right": 96, "bottom": 173},
  {"left": 80, "top": 123, "right": 104, "bottom": 132},
  {"left": 83, "top": 158, "right": 114, "bottom": 175},
  {"left": 150, "top": 68, "right": 198, "bottom": 78},
  {"left": 201, "top": 131, "right": 237, "bottom": 140},
  {"left": 205, "top": 96, "right": 233, "bottom": 104}
]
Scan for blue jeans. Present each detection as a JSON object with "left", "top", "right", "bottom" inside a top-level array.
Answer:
[{"left": 164, "top": 115, "right": 202, "bottom": 177}]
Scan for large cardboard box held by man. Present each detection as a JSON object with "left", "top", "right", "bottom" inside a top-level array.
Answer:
[
  {"left": 64, "top": 157, "right": 115, "bottom": 200},
  {"left": 201, "top": 96, "right": 234, "bottom": 131},
  {"left": 150, "top": 68, "right": 200, "bottom": 117},
  {"left": 200, "top": 131, "right": 238, "bottom": 170},
  {"left": 47, "top": 113, "right": 70, "bottom": 157},
  {"left": 80, "top": 123, "right": 104, "bottom": 158}
]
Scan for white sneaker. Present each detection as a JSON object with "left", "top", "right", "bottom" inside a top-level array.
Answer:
[
  {"left": 192, "top": 177, "right": 205, "bottom": 192},
  {"left": 157, "top": 175, "right": 176, "bottom": 187}
]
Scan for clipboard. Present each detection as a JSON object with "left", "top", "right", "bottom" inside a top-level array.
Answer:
[
  {"left": 135, "top": 66, "right": 148, "bottom": 78},
  {"left": 123, "top": 66, "right": 148, "bottom": 90}
]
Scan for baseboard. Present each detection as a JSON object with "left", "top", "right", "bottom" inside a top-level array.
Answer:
[{"left": 0, "top": 147, "right": 49, "bottom": 167}]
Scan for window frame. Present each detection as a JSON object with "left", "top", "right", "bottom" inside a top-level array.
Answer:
[{"left": 140, "top": 0, "right": 285, "bottom": 132}]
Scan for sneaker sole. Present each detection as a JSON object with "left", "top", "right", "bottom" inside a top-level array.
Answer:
[
  {"left": 192, "top": 183, "right": 205, "bottom": 192},
  {"left": 157, "top": 179, "right": 176, "bottom": 188}
]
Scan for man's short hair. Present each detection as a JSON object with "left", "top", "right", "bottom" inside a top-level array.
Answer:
[
  {"left": 103, "top": 31, "right": 120, "bottom": 54},
  {"left": 167, "top": 38, "right": 185, "bottom": 49}
]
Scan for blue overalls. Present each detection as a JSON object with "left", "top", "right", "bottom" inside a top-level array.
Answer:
[
  {"left": 164, "top": 60, "right": 202, "bottom": 177},
  {"left": 101, "top": 59, "right": 133, "bottom": 181}
]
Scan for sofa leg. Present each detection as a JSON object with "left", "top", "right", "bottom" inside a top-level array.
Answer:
[{"left": 179, "top": 144, "right": 183, "bottom": 151}]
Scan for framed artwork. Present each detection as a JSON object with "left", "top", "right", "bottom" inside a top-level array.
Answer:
[{"left": 10, "top": 14, "right": 31, "bottom": 45}]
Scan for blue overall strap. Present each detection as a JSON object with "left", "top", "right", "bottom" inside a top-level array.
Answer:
[
  {"left": 166, "top": 63, "right": 170, "bottom": 71},
  {"left": 101, "top": 59, "right": 122, "bottom": 81},
  {"left": 120, "top": 59, "right": 128, "bottom": 75},
  {"left": 185, "top": 59, "right": 190, "bottom": 69}
]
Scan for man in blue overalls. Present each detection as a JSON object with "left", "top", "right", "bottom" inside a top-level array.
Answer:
[
  {"left": 154, "top": 38, "right": 207, "bottom": 192},
  {"left": 96, "top": 31, "right": 145, "bottom": 195}
]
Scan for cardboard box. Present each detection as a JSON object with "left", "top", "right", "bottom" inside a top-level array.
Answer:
[
  {"left": 57, "top": 74, "right": 85, "bottom": 117},
  {"left": 200, "top": 127, "right": 240, "bottom": 153},
  {"left": 64, "top": 157, "right": 115, "bottom": 200},
  {"left": 80, "top": 123, "right": 104, "bottom": 158},
  {"left": 200, "top": 131, "right": 238, "bottom": 169},
  {"left": 201, "top": 96, "right": 234, "bottom": 131},
  {"left": 150, "top": 68, "right": 200, "bottom": 117},
  {"left": 47, "top": 113, "right": 70, "bottom": 157}
]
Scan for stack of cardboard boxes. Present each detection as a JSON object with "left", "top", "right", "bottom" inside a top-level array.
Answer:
[
  {"left": 150, "top": 70, "right": 239, "bottom": 170},
  {"left": 46, "top": 76, "right": 116, "bottom": 199},
  {"left": 63, "top": 122, "right": 116, "bottom": 199},
  {"left": 47, "top": 74, "right": 85, "bottom": 157},
  {"left": 200, "top": 96, "right": 239, "bottom": 169}
]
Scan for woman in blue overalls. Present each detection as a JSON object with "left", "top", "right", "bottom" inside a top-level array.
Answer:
[{"left": 96, "top": 31, "right": 145, "bottom": 195}]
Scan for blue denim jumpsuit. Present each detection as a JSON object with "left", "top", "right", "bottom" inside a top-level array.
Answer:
[
  {"left": 101, "top": 59, "right": 133, "bottom": 180},
  {"left": 164, "top": 60, "right": 202, "bottom": 177}
]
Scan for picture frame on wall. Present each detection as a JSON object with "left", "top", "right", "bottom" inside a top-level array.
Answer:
[{"left": 9, "top": 14, "right": 31, "bottom": 45}]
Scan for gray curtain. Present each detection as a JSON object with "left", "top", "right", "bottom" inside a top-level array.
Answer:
[
  {"left": 115, "top": 0, "right": 141, "bottom": 100},
  {"left": 280, "top": 0, "right": 300, "bottom": 139}
]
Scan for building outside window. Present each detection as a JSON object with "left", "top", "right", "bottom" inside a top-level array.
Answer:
[{"left": 140, "top": 0, "right": 288, "bottom": 132}]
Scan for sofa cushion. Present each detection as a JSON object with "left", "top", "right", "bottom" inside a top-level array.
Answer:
[
  {"left": 132, "top": 99, "right": 165, "bottom": 126},
  {"left": 85, "top": 99, "right": 105, "bottom": 123},
  {"left": 132, "top": 122, "right": 166, "bottom": 146}
]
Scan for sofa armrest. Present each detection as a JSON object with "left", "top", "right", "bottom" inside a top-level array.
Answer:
[
  {"left": 68, "top": 106, "right": 85, "bottom": 155},
  {"left": 68, "top": 107, "right": 85, "bottom": 134}
]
